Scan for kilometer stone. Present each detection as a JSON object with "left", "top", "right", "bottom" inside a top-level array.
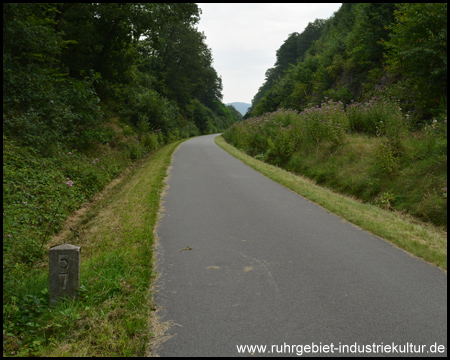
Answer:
[{"left": 49, "top": 244, "right": 81, "bottom": 304}]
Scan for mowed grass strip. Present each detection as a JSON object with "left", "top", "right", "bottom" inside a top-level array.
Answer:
[
  {"left": 38, "top": 140, "right": 184, "bottom": 357},
  {"left": 215, "top": 135, "right": 447, "bottom": 271}
]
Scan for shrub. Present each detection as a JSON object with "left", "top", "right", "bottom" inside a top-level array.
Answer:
[
  {"left": 141, "top": 133, "right": 159, "bottom": 152},
  {"left": 3, "top": 71, "right": 103, "bottom": 154},
  {"left": 300, "top": 99, "right": 349, "bottom": 147},
  {"left": 346, "top": 97, "right": 408, "bottom": 142},
  {"left": 373, "top": 139, "right": 398, "bottom": 175},
  {"left": 126, "top": 142, "right": 146, "bottom": 160},
  {"left": 421, "top": 115, "right": 447, "bottom": 157}
]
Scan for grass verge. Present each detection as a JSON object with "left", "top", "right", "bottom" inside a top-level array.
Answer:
[
  {"left": 215, "top": 135, "right": 447, "bottom": 271},
  {"left": 4, "top": 140, "right": 184, "bottom": 357}
]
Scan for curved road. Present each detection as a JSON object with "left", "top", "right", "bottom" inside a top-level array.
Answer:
[{"left": 153, "top": 134, "right": 447, "bottom": 357}]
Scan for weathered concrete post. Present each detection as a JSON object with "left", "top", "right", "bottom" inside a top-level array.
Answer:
[{"left": 49, "top": 244, "right": 81, "bottom": 304}]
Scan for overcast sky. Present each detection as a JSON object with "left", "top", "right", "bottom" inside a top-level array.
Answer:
[{"left": 196, "top": 3, "right": 342, "bottom": 104}]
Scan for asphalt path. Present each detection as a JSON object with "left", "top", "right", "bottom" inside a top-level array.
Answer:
[{"left": 153, "top": 134, "right": 447, "bottom": 357}]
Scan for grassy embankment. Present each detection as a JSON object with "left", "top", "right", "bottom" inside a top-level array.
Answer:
[
  {"left": 3, "top": 121, "right": 183, "bottom": 356},
  {"left": 218, "top": 99, "right": 447, "bottom": 271}
]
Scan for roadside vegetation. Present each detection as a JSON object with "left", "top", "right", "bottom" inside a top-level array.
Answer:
[
  {"left": 4, "top": 140, "right": 182, "bottom": 356},
  {"left": 216, "top": 135, "right": 447, "bottom": 271},
  {"left": 223, "top": 100, "right": 447, "bottom": 229}
]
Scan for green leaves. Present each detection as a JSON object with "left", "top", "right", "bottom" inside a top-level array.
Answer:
[
  {"left": 248, "top": 3, "right": 445, "bottom": 124},
  {"left": 382, "top": 3, "right": 447, "bottom": 118},
  {"left": 383, "top": 3, "right": 447, "bottom": 80}
]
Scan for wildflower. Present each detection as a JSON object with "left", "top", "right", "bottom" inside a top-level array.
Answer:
[
  {"left": 22, "top": 202, "right": 27, "bottom": 205},
  {"left": 68, "top": 152, "right": 72, "bottom": 155},
  {"left": 66, "top": 181, "right": 74, "bottom": 187}
]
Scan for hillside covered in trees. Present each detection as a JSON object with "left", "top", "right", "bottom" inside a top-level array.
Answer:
[
  {"left": 247, "top": 3, "right": 446, "bottom": 123},
  {"left": 3, "top": 3, "right": 240, "bottom": 154}
]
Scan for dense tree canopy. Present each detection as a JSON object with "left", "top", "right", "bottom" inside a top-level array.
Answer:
[
  {"left": 383, "top": 3, "right": 447, "bottom": 114},
  {"left": 3, "top": 3, "right": 239, "bottom": 154},
  {"left": 247, "top": 3, "right": 447, "bottom": 123}
]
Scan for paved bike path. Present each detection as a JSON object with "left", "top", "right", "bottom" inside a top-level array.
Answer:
[{"left": 153, "top": 134, "right": 447, "bottom": 357}]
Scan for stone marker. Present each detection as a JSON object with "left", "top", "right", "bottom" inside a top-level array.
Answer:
[{"left": 49, "top": 244, "right": 81, "bottom": 304}]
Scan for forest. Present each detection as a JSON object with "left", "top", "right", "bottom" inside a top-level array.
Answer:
[
  {"left": 246, "top": 3, "right": 446, "bottom": 122},
  {"left": 225, "top": 3, "right": 447, "bottom": 228},
  {"left": 3, "top": 3, "right": 241, "bottom": 151}
]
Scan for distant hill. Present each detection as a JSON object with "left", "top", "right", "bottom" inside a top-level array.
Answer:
[{"left": 226, "top": 102, "right": 251, "bottom": 116}]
